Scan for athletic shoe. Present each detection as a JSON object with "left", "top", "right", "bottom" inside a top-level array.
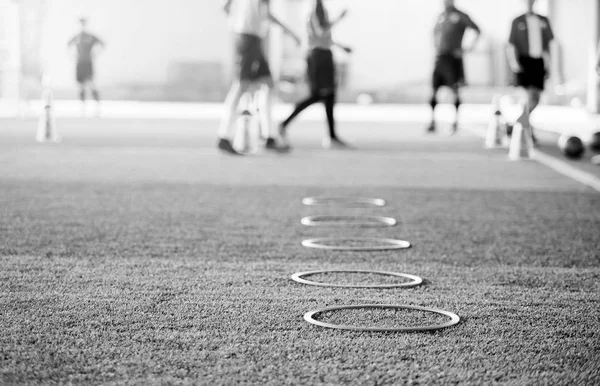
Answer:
[
  {"left": 217, "top": 138, "right": 243, "bottom": 155},
  {"left": 323, "top": 137, "right": 352, "bottom": 150},
  {"left": 265, "top": 137, "right": 290, "bottom": 153}
]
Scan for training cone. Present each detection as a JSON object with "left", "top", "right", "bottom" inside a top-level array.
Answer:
[
  {"left": 485, "top": 95, "right": 508, "bottom": 149},
  {"left": 233, "top": 109, "right": 255, "bottom": 154},
  {"left": 508, "top": 123, "right": 534, "bottom": 161},
  {"left": 36, "top": 89, "right": 60, "bottom": 143}
]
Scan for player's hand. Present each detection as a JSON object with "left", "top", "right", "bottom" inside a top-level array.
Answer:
[
  {"left": 223, "top": 0, "right": 232, "bottom": 14},
  {"left": 544, "top": 67, "right": 550, "bottom": 80},
  {"left": 510, "top": 63, "right": 523, "bottom": 73}
]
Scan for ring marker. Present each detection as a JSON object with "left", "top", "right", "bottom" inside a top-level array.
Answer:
[
  {"left": 291, "top": 270, "right": 422, "bottom": 288},
  {"left": 300, "top": 215, "right": 397, "bottom": 227},
  {"left": 302, "top": 197, "right": 386, "bottom": 207},
  {"left": 304, "top": 304, "right": 460, "bottom": 332},
  {"left": 301, "top": 237, "right": 411, "bottom": 251}
]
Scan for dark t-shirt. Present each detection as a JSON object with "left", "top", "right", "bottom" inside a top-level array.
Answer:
[
  {"left": 434, "top": 8, "right": 480, "bottom": 56},
  {"left": 68, "top": 32, "right": 102, "bottom": 62},
  {"left": 509, "top": 14, "right": 554, "bottom": 57}
]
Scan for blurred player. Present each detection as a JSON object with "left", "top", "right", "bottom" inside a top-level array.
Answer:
[
  {"left": 68, "top": 18, "right": 105, "bottom": 116},
  {"left": 279, "top": 0, "right": 352, "bottom": 150},
  {"left": 219, "top": 0, "right": 301, "bottom": 155},
  {"left": 507, "top": 0, "right": 554, "bottom": 144},
  {"left": 427, "top": 0, "right": 480, "bottom": 134}
]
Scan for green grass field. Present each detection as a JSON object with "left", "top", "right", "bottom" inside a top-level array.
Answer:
[{"left": 1, "top": 118, "right": 599, "bottom": 385}]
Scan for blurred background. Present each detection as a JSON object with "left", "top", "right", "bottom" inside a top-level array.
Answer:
[{"left": 1, "top": 0, "right": 599, "bottom": 109}]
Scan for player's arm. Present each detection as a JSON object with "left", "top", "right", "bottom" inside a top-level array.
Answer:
[
  {"left": 223, "top": 0, "right": 233, "bottom": 15},
  {"left": 433, "top": 21, "right": 442, "bottom": 53},
  {"left": 542, "top": 17, "right": 555, "bottom": 79},
  {"left": 329, "top": 9, "right": 348, "bottom": 28},
  {"left": 506, "top": 20, "right": 522, "bottom": 73},
  {"left": 333, "top": 41, "right": 352, "bottom": 54},
  {"left": 96, "top": 36, "right": 106, "bottom": 49},
  {"left": 506, "top": 44, "right": 522, "bottom": 73},
  {"left": 268, "top": 13, "right": 301, "bottom": 45},
  {"left": 463, "top": 14, "right": 481, "bottom": 52}
]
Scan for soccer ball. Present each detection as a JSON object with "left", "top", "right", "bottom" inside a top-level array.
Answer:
[{"left": 558, "top": 134, "right": 585, "bottom": 160}]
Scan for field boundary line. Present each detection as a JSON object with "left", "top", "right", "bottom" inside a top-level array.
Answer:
[{"left": 465, "top": 125, "right": 600, "bottom": 193}]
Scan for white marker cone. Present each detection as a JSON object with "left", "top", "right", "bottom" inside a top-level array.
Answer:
[
  {"left": 36, "top": 89, "right": 60, "bottom": 143},
  {"left": 233, "top": 109, "right": 253, "bottom": 153},
  {"left": 485, "top": 95, "right": 507, "bottom": 149},
  {"left": 508, "top": 100, "right": 534, "bottom": 160},
  {"left": 508, "top": 123, "right": 533, "bottom": 160}
]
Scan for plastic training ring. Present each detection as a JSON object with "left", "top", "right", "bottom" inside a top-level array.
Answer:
[
  {"left": 291, "top": 270, "right": 423, "bottom": 289},
  {"left": 301, "top": 237, "right": 411, "bottom": 251},
  {"left": 302, "top": 196, "right": 386, "bottom": 207},
  {"left": 304, "top": 304, "right": 460, "bottom": 332},
  {"left": 300, "top": 215, "right": 397, "bottom": 227}
]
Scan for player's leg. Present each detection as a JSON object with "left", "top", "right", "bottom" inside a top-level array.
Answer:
[
  {"left": 428, "top": 59, "right": 443, "bottom": 133},
  {"left": 217, "top": 34, "right": 257, "bottom": 155},
  {"left": 256, "top": 76, "right": 275, "bottom": 139},
  {"left": 450, "top": 57, "right": 465, "bottom": 134},
  {"left": 527, "top": 87, "right": 542, "bottom": 143},
  {"left": 78, "top": 82, "right": 87, "bottom": 103},
  {"left": 279, "top": 50, "right": 326, "bottom": 138},
  {"left": 89, "top": 80, "right": 100, "bottom": 103},
  {"left": 322, "top": 92, "right": 349, "bottom": 149},
  {"left": 280, "top": 93, "right": 320, "bottom": 133},
  {"left": 254, "top": 55, "right": 289, "bottom": 152},
  {"left": 75, "top": 61, "right": 86, "bottom": 104},
  {"left": 79, "top": 81, "right": 88, "bottom": 117},
  {"left": 324, "top": 92, "right": 336, "bottom": 139},
  {"left": 509, "top": 56, "right": 531, "bottom": 137},
  {"left": 451, "top": 85, "right": 462, "bottom": 134},
  {"left": 218, "top": 79, "right": 251, "bottom": 154}
]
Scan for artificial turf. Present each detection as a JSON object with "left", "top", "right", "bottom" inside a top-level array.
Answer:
[
  {"left": 1, "top": 181, "right": 599, "bottom": 385},
  {"left": 1, "top": 117, "right": 599, "bottom": 384}
]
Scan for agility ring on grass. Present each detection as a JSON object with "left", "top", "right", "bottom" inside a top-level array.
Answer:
[
  {"left": 301, "top": 237, "right": 411, "bottom": 251},
  {"left": 291, "top": 270, "right": 422, "bottom": 289},
  {"left": 300, "top": 215, "right": 397, "bottom": 228},
  {"left": 302, "top": 196, "right": 386, "bottom": 207},
  {"left": 304, "top": 304, "right": 460, "bottom": 332}
]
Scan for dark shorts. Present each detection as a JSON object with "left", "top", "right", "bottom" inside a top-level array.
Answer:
[
  {"left": 514, "top": 56, "right": 546, "bottom": 91},
  {"left": 432, "top": 55, "right": 464, "bottom": 90},
  {"left": 234, "top": 33, "right": 271, "bottom": 82},
  {"left": 307, "top": 48, "right": 336, "bottom": 96},
  {"left": 76, "top": 60, "right": 94, "bottom": 83}
]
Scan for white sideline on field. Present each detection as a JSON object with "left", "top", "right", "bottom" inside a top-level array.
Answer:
[
  {"left": 466, "top": 125, "right": 600, "bottom": 193},
  {"left": 531, "top": 150, "right": 600, "bottom": 193}
]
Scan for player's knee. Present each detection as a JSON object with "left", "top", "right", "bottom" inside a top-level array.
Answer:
[
  {"left": 429, "top": 96, "right": 438, "bottom": 110},
  {"left": 454, "top": 98, "right": 461, "bottom": 111}
]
